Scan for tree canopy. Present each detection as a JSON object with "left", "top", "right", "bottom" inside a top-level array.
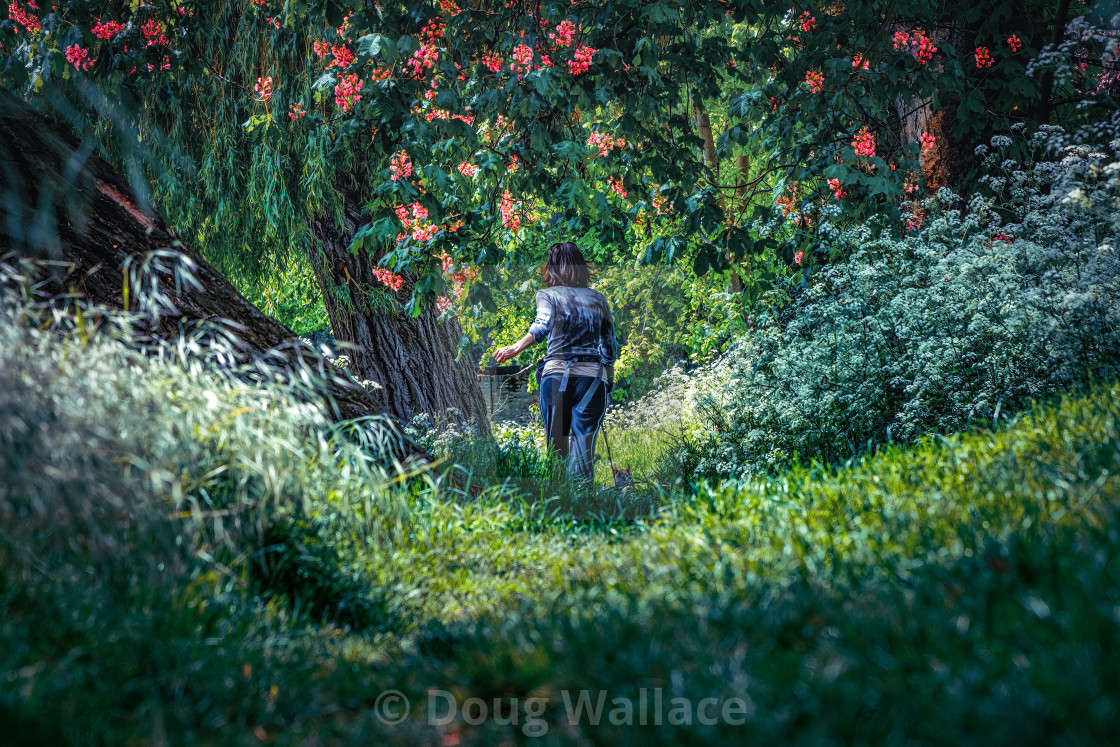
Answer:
[{"left": 2, "top": 0, "right": 1116, "bottom": 315}]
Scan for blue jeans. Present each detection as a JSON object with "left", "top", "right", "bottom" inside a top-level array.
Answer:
[{"left": 539, "top": 374, "right": 607, "bottom": 483}]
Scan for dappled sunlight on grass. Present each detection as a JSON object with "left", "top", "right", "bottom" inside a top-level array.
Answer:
[{"left": 4, "top": 284, "right": 1120, "bottom": 743}]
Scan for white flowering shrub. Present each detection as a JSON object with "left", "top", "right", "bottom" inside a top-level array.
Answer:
[{"left": 664, "top": 132, "right": 1120, "bottom": 481}]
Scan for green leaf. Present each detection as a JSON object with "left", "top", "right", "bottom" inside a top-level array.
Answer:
[
  {"left": 554, "top": 180, "right": 581, "bottom": 209},
  {"left": 692, "top": 245, "right": 713, "bottom": 276},
  {"left": 529, "top": 123, "right": 551, "bottom": 154},
  {"left": 643, "top": 2, "right": 679, "bottom": 24},
  {"left": 867, "top": 175, "right": 891, "bottom": 197},
  {"left": 5, "top": 56, "right": 29, "bottom": 88},
  {"left": 367, "top": 217, "right": 400, "bottom": 249},
  {"left": 325, "top": 0, "right": 345, "bottom": 28},
  {"left": 357, "top": 34, "right": 393, "bottom": 61},
  {"left": 468, "top": 282, "right": 497, "bottom": 313},
  {"left": 433, "top": 86, "right": 459, "bottom": 110},
  {"left": 728, "top": 227, "right": 753, "bottom": 259},
  {"left": 665, "top": 236, "right": 687, "bottom": 263},
  {"left": 552, "top": 140, "right": 583, "bottom": 162}
]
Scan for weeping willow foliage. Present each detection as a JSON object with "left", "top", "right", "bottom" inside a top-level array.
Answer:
[{"left": 139, "top": 1, "right": 353, "bottom": 283}]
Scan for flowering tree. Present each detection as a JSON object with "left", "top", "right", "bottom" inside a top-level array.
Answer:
[{"left": 1, "top": 0, "right": 1115, "bottom": 420}]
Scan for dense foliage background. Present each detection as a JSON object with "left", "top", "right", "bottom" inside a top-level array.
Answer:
[{"left": 2, "top": 0, "right": 1120, "bottom": 744}]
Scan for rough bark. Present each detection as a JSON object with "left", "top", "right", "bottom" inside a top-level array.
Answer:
[
  {"left": 0, "top": 88, "right": 397, "bottom": 431},
  {"left": 895, "top": 27, "right": 970, "bottom": 191},
  {"left": 692, "top": 102, "right": 718, "bottom": 180},
  {"left": 729, "top": 153, "right": 752, "bottom": 294},
  {"left": 307, "top": 179, "right": 489, "bottom": 433},
  {"left": 896, "top": 97, "right": 949, "bottom": 189}
]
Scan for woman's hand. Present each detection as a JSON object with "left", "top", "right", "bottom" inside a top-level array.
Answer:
[{"left": 493, "top": 333, "right": 536, "bottom": 364}]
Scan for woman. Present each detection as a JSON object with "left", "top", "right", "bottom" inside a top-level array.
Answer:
[{"left": 493, "top": 242, "right": 619, "bottom": 483}]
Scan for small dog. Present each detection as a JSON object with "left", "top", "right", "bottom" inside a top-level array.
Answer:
[{"left": 612, "top": 466, "right": 634, "bottom": 492}]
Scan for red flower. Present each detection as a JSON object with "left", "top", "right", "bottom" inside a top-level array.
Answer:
[
  {"left": 851, "top": 127, "right": 876, "bottom": 158},
  {"left": 331, "top": 45, "right": 355, "bottom": 69},
  {"left": 334, "top": 73, "right": 363, "bottom": 111},
  {"left": 499, "top": 190, "right": 521, "bottom": 230},
  {"left": 64, "top": 45, "right": 95, "bottom": 71},
  {"left": 254, "top": 76, "right": 274, "bottom": 101},
  {"left": 1006, "top": 34, "right": 1022, "bottom": 53},
  {"left": 549, "top": 20, "right": 577, "bottom": 47},
  {"left": 894, "top": 28, "right": 937, "bottom": 64},
  {"left": 975, "top": 46, "right": 993, "bottom": 68},
  {"left": 407, "top": 43, "right": 440, "bottom": 77},
  {"left": 510, "top": 43, "right": 534, "bottom": 73},
  {"left": 390, "top": 151, "right": 413, "bottom": 180},
  {"left": 805, "top": 70, "right": 824, "bottom": 94},
  {"left": 920, "top": 132, "right": 936, "bottom": 155},
  {"left": 141, "top": 19, "right": 168, "bottom": 47},
  {"left": 372, "top": 267, "right": 404, "bottom": 291},
  {"left": 8, "top": 2, "right": 41, "bottom": 32},
  {"left": 587, "top": 131, "right": 627, "bottom": 157},
  {"left": 394, "top": 202, "right": 437, "bottom": 243},
  {"left": 569, "top": 45, "right": 595, "bottom": 75},
  {"left": 481, "top": 52, "right": 505, "bottom": 73},
  {"left": 91, "top": 20, "right": 124, "bottom": 40}
]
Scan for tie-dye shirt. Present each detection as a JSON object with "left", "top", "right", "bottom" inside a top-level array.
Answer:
[{"left": 527, "top": 286, "right": 619, "bottom": 368}]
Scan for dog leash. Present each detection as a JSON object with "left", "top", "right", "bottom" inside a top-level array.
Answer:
[{"left": 600, "top": 394, "right": 618, "bottom": 478}]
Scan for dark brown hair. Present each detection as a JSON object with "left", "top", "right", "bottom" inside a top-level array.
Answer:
[{"left": 543, "top": 241, "right": 591, "bottom": 288}]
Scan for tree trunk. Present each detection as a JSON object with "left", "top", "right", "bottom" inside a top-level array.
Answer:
[
  {"left": 692, "top": 101, "right": 718, "bottom": 181},
  {"left": 1034, "top": 0, "right": 1073, "bottom": 124},
  {"left": 0, "top": 88, "right": 398, "bottom": 431},
  {"left": 895, "top": 27, "right": 970, "bottom": 191},
  {"left": 897, "top": 98, "right": 949, "bottom": 189},
  {"left": 729, "top": 153, "right": 751, "bottom": 293},
  {"left": 308, "top": 180, "right": 489, "bottom": 433}
]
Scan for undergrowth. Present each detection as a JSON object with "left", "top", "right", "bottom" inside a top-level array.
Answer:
[{"left": 3, "top": 260, "right": 1120, "bottom": 743}]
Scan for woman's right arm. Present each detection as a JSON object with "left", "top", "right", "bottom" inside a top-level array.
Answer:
[{"left": 494, "top": 291, "right": 550, "bottom": 363}]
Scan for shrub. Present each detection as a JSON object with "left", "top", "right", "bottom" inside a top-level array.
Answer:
[{"left": 656, "top": 131, "right": 1120, "bottom": 481}]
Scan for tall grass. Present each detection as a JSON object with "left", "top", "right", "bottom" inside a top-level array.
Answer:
[{"left": 4, "top": 254, "right": 1120, "bottom": 744}]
